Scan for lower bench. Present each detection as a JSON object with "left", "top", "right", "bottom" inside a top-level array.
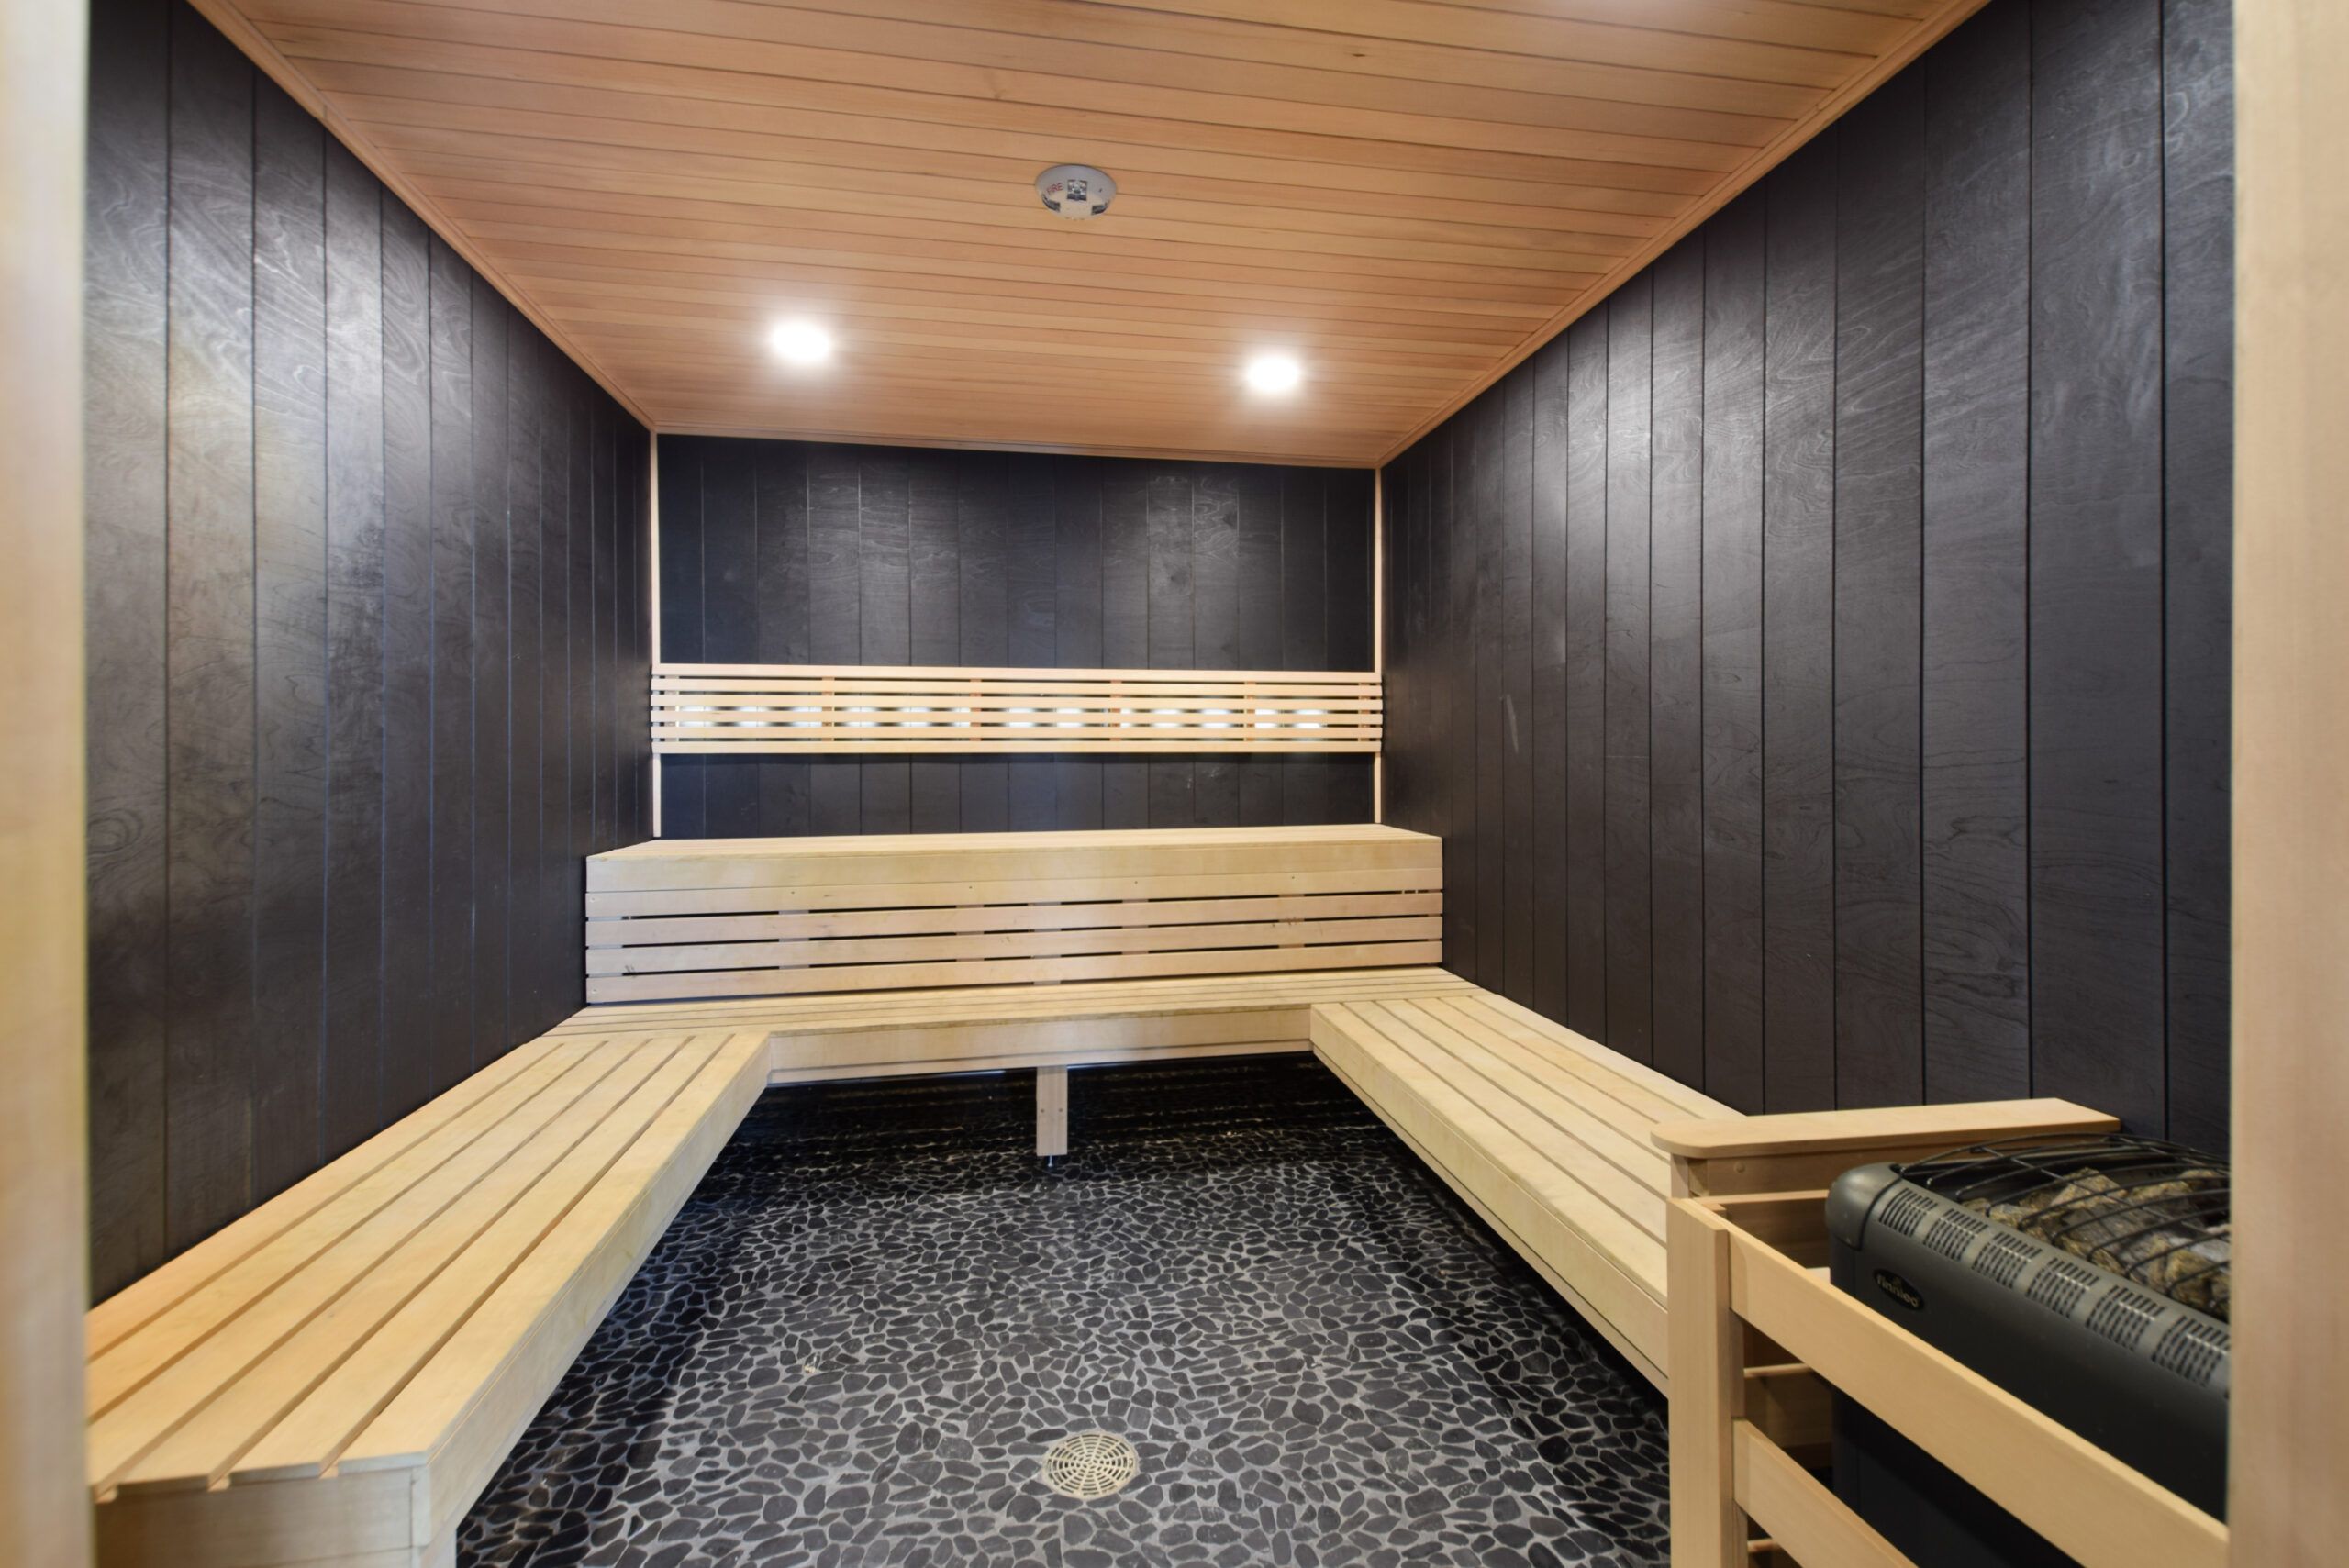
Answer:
[
  {"left": 83, "top": 978, "right": 1753, "bottom": 1563},
  {"left": 86, "top": 1032, "right": 769, "bottom": 1568},
  {"left": 1311, "top": 990, "right": 1738, "bottom": 1387}
]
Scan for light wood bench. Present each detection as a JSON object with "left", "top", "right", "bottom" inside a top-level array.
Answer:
[
  {"left": 584, "top": 824, "right": 1443, "bottom": 1004},
  {"left": 1310, "top": 991, "right": 1738, "bottom": 1389},
  {"left": 87, "top": 1031, "right": 769, "bottom": 1568}
]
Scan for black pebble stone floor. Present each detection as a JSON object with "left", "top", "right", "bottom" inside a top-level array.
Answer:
[{"left": 458, "top": 1055, "right": 1670, "bottom": 1568}]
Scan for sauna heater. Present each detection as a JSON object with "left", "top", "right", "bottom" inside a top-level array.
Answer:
[{"left": 1825, "top": 1135, "right": 2231, "bottom": 1567}]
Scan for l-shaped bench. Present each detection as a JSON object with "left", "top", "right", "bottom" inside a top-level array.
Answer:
[{"left": 82, "top": 824, "right": 2097, "bottom": 1568}]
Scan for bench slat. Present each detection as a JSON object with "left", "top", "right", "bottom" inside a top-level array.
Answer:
[
  {"left": 584, "top": 939, "right": 1446, "bottom": 1004},
  {"left": 587, "top": 916, "right": 1443, "bottom": 977},
  {"left": 550, "top": 966, "right": 1475, "bottom": 1036},
  {"left": 594, "top": 891, "right": 1443, "bottom": 946},
  {"left": 585, "top": 865, "right": 1439, "bottom": 918}
]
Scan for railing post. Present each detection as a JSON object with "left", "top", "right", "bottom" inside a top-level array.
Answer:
[{"left": 1670, "top": 1198, "right": 1749, "bottom": 1567}]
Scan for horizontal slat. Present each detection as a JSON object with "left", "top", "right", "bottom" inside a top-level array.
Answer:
[
  {"left": 584, "top": 939, "right": 1444, "bottom": 1003},
  {"left": 648, "top": 662, "right": 1382, "bottom": 754},
  {"left": 586, "top": 864, "right": 1437, "bottom": 917},
  {"left": 545, "top": 966, "right": 1477, "bottom": 1036},
  {"left": 588, "top": 914, "right": 1442, "bottom": 975},
  {"left": 586, "top": 825, "right": 1441, "bottom": 893},
  {"left": 1732, "top": 1420, "right": 1915, "bottom": 1568},
  {"left": 589, "top": 891, "right": 1442, "bottom": 946}
]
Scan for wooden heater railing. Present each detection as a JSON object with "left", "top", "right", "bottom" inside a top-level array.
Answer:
[
  {"left": 650, "top": 662, "right": 1382, "bottom": 754},
  {"left": 1653, "top": 1103, "right": 2231, "bottom": 1568}
]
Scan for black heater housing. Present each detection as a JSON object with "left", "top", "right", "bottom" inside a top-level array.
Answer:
[{"left": 1825, "top": 1137, "right": 2230, "bottom": 1567}]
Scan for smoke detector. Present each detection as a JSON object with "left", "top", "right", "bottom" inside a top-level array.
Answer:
[{"left": 1036, "top": 164, "right": 1116, "bottom": 220}]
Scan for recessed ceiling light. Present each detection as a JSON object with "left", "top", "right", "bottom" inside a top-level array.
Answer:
[
  {"left": 768, "top": 320, "right": 833, "bottom": 367},
  {"left": 1243, "top": 353, "right": 1303, "bottom": 395}
]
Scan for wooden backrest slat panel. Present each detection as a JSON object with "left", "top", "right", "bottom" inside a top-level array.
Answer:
[
  {"left": 584, "top": 827, "right": 1443, "bottom": 1006},
  {"left": 651, "top": 662, "right": 1382, "bottom": 754}
]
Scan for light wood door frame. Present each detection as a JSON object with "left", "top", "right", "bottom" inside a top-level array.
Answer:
[
  {"left": 1, "top": 0, "right": 94, "bottom": 1563},
  {"left": 2230, "top": 0, "right": 2347, "bottom": 1559}
]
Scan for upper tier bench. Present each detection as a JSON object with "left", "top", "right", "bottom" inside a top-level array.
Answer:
[{"left": 582, "top": 824, "right": 1445, "bottom": 1003}]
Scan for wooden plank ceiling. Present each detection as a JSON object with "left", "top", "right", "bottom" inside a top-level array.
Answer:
[{"left": 201, "top": 0, "right": 1986, "bottom": 464}]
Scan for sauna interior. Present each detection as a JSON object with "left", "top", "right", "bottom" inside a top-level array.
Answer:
[{"left": 3, "top": 0, "right": 2343, "bottom": 1563}]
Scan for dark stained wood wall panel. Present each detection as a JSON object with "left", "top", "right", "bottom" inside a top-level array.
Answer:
[
  {"left": 658, "top": 439, "right": 1376, "bottom": 838},
  {"left": 82, "top": 0, "right": 651, "bottom": 1297},
  {"left": 1379, "top": 0, "right": 2232, "bottom": 1143}
]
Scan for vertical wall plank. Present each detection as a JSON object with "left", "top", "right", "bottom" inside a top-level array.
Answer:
[
  {"left": 1530, "top": 339, "right": 1571, "bottom": 1022},
  {"left": 320, "top": 141, "right": 385, "bottom": 1153},
  {"left": 469, "top": 277, "right": 509, "bottom": 1074},
  {"left": 2029, "top": 0, "right": 2168, "bottom": 1131},
  {"left": 958, "top": 451, "right": 1010, "bottom": 830},
  {"left": 656, "top": 438, "right": 703, "bottom": 663},
  {"left": 426, "top": 237, "right": 473, "bottom": 1096},
  {"left": 1604, "top": 280, "right": 1654, "bottom": 1062},
  {"left": 1833, "top": 76, "right": 1928, "bottom": 1108},
  {"left": 1563, "top": 317, "right": 1609, "bottom": 1039},
  {"left": 1053, "top": 458, "right": 1104, "bottom": 828},
  {"left": 1098, "top": 466, "right": 1149, "bottom": 828},
  {"left": 853, "top": 449, "right": 910, "bottom": 834},
  {"left": 163, "top": 6, "right": 259, "bottom": 1246},
  {"left": 1147, "top": 472, "right": 1194, "bottom": 826},
  {"left": 1007, "top": 456, "right": 1056, "bottom": 829},
  {"left": 505, "top": 314, "right": 543, "bottom": 1040},
  {"left": 2158, "top": 0, "right": 2234, "bottom": 1151},
  {"left": 1700, "top": 192, "right": 1766, "bottom": 1113},
  {"left": 1498, "top": 370, "right": 1537, "bottom": 1003},
  {"left": 1922, "top": 4, "right": 2033, "bottom": 1104},
  {"left": 1326, "top": 468, "right": 1375, "bottom": 673},
  {"left": 699, "top": 440, "right": 758, "bottom": 836},
  {"left": 807, "top": 447, "right": 863, "bottom": 834},
  {"left": 84, "top": 0, "right": 173, "bottom": 1296},
  {"left": 755, "top": 442, "right": 811, "bottom": 837},
  {"left": 538, "top": 350, "right": 576, "bottom": 1016},
  {"left": 250, "top": 82, "right": 328, "bottom": 1199},
  {"left": 378, "top": 202, "right": 434, "bottom": 1125},
  {"left": 1470, "top": 394, "right": 1507, "bottom": 987},
  {"left": 1760, "top": 142, "right": 1841, "bottom": 1113},
  {"left": 907, "top": 448, "right": 961, "bottom": 832},
  {"left": 1650, "top": 238, "right": 1708, "bottom": 1087}
]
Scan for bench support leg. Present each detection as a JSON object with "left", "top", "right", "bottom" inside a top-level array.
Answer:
[
  {"left": 1036, "top": 1066, "right": 1069, "bottom": 1160},
  {"left": 421, "top": 1527, "right": 457, "bottom": 1568}
]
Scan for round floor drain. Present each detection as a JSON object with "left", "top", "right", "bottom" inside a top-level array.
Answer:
[{"left": 1039, "top": 1431, "right": 1140, "bottom": 1499}]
